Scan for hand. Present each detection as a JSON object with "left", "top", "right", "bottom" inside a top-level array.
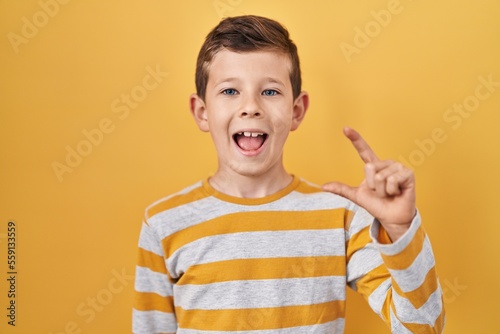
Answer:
[{"left": 322, "top": 127, "right": 416, "bottom": 242}]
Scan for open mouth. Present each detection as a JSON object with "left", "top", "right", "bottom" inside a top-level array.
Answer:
[{"left": 233, "top": 131, "right": 268, "bottom": 152}]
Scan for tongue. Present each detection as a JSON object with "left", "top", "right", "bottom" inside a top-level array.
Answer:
[{"left": 237, "top": 135, "right": 264, "bottom": 151}]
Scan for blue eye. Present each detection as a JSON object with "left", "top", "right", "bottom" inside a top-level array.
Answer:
[
  {"left": 222, "top": 89, "right": 238, "bottom": 95},
  {"left": 262, "top": 89, "right": 278, "bottom": 96}
]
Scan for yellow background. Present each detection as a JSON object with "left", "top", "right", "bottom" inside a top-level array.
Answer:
[{"left": 1, "top": 0, "right": 499, "bottom": 333}]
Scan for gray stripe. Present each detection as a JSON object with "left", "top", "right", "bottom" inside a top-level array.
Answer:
[
  {"left": 174, "top": 276, "right": 346, "bottom": 310},
  {"left": 134, "top": 266, "right": 172, "bottom": 297},
  {"left": 392, "top": 284, "right": 443, "bottom": 325},
  {"left": 167, "top": 229, "right": 345, "bottom": 277},
  {"left": 347, "top": 245, "right": 384, "bottom": 284},
  {"left": 389, "top": 307, "right": 413, "bottom": 334},
  {"left": 372, "top": 212, "right": 421, "bottom": 256},
  {"left": 149, "top": 190, "right": 350, "bottom": 241},
  {"left": 138, "top": 222, "right": 164, "bottom": 257},
  {"left": 388, "top": 237, "right": 436, "bottom": 292},
  {"left": 346, "top": 205, "right": 373, "bottom": 238},
  {"left": 367, "top": 277, "right": 392, "bottom": 317},
  {"left": 132, "top": 308, "right": 177, "bottom": 333}
]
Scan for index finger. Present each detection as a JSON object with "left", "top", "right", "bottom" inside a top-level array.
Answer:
[{"left": 343, "top": 127, "right": 379, "bottom": 163}]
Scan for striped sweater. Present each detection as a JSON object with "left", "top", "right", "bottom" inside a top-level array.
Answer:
[{"left": 133, "top": 176, "right": 445, "bottom": 333}]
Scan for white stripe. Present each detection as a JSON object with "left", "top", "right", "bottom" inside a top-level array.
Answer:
[
  {"left": 148, "top": 196, "right": 217, "bottom": 238},
  {"left": 134, "top": 266, "right": 172, "bottom": 297},
  {"left": 149, "top": 190, "right": 352, "bottom": 241},
  {"left": 367, "top": 278, "right": 392, "bottom": 318},
  {"left": 167, "top": 230, "right": 345, "bottom": 277},
  {"left": 388, "top": 237, "right": 435, "bottom": 292},
  {"left": 132, "top": 308, "right": 177, "bottom": 333},
  {"left": 177, "top": 318, "right": 345, "bottom": 334},
  {"left": 286, "top": 190, "right": 350, "bottom": 211},
  {"left": 392, "top": 283, "right": 443, "bottom": 326},
  {"left": 372, "top": 211, "right": 421, "bottom": 256},
  {"left": 346, "top": 205, "right": 373, "bottom": 238},
  {"left": 347, "top": 245, "right": 384, "bottom": 284},
  {"left": 138, "top": 222, "right": 164, "bottom": 257},
  {"left": 174, "top": 276, "right": 346, "bottom": 310},
  {"left": 389, "top": 307, "right": 414, "bottom": 334}
]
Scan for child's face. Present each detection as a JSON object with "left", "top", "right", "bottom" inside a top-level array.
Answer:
[{"left": 191, "top": 49, "right": 308, "bottom": 179}]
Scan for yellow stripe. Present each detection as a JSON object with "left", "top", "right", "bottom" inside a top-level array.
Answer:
[
  {"left": 163, "top": 209, "right": 347, "bottom": 258},
  {"left": 377, "top": 226, "right": 393, "bottom": 244},
  {"left": 344, "top": 209, "right": 355, "bottom": 232},
  {"left": 203, "top": 176, "right": 302, "bottom": 205},
  {"left": 294, "top": 180, "right": 323, "bottom": 194},
  {"left": 137, "top": 248, "right": 168, "bottom": 274},
  {"left": 146, "top": 186, "right": 208, "bottom": 218},
  {"left": 177, "top": 256, "right": 346, "bottom": 285},
  {"left": 293, "top": 180, "right": 355, "bottom": 230},
  {"left": 355, "top": 264, "right": 390, "bottom": 300},
  {"left": 392, "top": 266, "right": 439, "bottom": 309},
  {"left": 134, "top": 292, "right": 175, "bottom": 313},
  {"left": 358, "top": 265, "right": 441, "bottom": 324},
  {"left": 346, "top": 225, "right": 372, "bottom": 262},
  {"left": 380, "top": 289, "right": 393, "bottom": 324},
  {"left": 359, "top": 265, "right": 440, "bottom": 315},
  {"left": 175, "top": 300, "right": 345, "bottom": 330},
  {"left": 381, "top": 226, "right": 426, "bottom": 270}
]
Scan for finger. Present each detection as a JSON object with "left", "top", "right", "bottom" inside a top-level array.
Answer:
[
  {"left": 385, "top": 174, "right": 403, "bottom": 196},
  {"left": 322, "top": 182, "right": 358, "bottom": 204},
  {"left": 386, "top": 168, "right": 414, "bottom": 195},
  {"left": 372, "top": 162, "right": 409, "bottom": 196},
  {"left": 364, "top": 160, "right": 393, "bottom": 190},
  {"left": 365, "top": 163, "right": 376, "bottom": 190},
  {"left": 343, "top": 127, "right": 379, "bottom": 164},
  {"left": 372, "top": 162, "right": 400, "bottom": 196}
]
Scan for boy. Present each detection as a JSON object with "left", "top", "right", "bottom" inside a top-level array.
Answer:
[{"left": 133, "top": 15, "right": 445, "bottom": 333}]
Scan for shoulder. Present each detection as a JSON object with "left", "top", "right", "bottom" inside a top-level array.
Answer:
[
  {"left": 289, "top": 177, "right": 354, "bottom": 209},
  {"left": 293, "top": 177, "right": 370, "bottom": 218},
  {"left": 144, "top": 180, "right": 207, "bottom": 221}
]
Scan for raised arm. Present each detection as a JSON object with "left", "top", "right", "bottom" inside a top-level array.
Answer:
[{"left": 323, "top": 127, "right": 445, "bottom": 333}]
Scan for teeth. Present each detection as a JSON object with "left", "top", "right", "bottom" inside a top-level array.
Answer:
[{"left": 239, "top": 132, "right": 264, "bottom": 137}]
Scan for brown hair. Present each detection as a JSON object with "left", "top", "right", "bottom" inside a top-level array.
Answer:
[{"left": 195, "top": 15, "right": 302, "bottom": 100}]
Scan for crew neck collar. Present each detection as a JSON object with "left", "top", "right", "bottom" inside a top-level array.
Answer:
[{"left": 201, "top": 175, "right": 300, "bottom": 205}]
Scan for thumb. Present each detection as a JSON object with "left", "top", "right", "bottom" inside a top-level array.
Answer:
[{"left": 322, "top": 182, "right": 358, "bottom": 203}]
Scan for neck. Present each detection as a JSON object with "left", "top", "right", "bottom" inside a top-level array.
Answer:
[{"left": 209, "top": 168, "right": 293, "bottom": 198}]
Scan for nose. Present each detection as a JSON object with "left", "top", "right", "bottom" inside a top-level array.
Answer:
[{"left": 239, "top": 95, "right": 263, "bottom": 118}]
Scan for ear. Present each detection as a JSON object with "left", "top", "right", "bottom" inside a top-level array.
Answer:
[
  {"left": 290, "top": 91, "right": 309, "bottom": 131},
  {"left": 190, "top": 93, "right": 210, "bottom": 132}
]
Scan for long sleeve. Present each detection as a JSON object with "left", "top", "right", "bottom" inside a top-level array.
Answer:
[
  {"left": 346, "top": 208, "right": 445, "bottom": 333},
  {"left": 133, "top": 221, "right": 178, "bottom": 334}
]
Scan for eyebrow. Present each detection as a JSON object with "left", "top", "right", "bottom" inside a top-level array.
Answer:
[
  {"left": 263, "top": 77, "right": 286, "bottom": 86},
  {"left": 214, "top": 77, "right": 286, "bottom": 87}
]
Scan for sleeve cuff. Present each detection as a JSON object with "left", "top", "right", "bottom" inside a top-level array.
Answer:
[{"left": 370, "top": 210, "right": 422, "bottom": 256}]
